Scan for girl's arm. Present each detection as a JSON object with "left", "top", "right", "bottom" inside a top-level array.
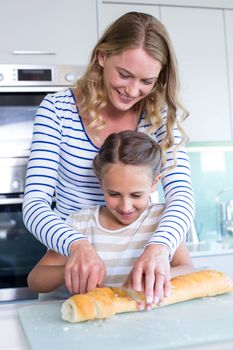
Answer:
[
  {"left": 170, "top": 240, "right": 194, "bottom": 279},
  {"left": 27, "top": 250, "right": 67, "bottom": 293}
]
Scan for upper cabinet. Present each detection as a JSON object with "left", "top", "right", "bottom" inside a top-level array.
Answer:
[
  {"left": 97, "top": 1, "right": 233, "bottom": 142},
  {"left": 0, "top": 0, "right": 98, "bottom": 65},
  {"left": 225, "top": 9, "right": 233, "bottom": 137},
  {"left": 160, "top": 7, "right": 232, "bottom": 142},
  {"left": 98, "top": 2, "right": 159, "bottom": 36},
  {"left": 3, "top": 0, "right": 232, "bottom": 141}
]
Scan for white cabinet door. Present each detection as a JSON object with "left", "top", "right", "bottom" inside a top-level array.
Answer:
[
  {"left": 160, "top": 7, "right": 231, "bottom": 142},
  {"left": 225, "top": 9, "right": 233, "bottom": 139},
  {"left": 0, "top": 0, "right": 97, "bottom": 65},
  {"left": 98, "top": 1, "right": 160, "bottom": 36}
]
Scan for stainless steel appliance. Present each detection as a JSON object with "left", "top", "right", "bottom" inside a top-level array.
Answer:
[
  {"left": 216, "top": 189, "right": 233, "bottom": 241},
  {"left": 0, "top": 64, "right": 85, "bottom": 301}
]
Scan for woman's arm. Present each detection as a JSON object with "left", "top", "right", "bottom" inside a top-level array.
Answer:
[
  {"left": 27, "top": 250, "right": 67, "bottom": 293},
  {"left": 23, "top": 91, "right": 106, "bottom": 295},
  {"left": 130, "top": 116, "right": 195, "bottom": 305},
  {"left": 170, "top": 240, "right": 194, "bottom": 278},
  {"left": 148, "top": 119, "right": 195, "bottom": 258},
  {"left": 23, "top": 91, "right": 88, "bottom": 255}
]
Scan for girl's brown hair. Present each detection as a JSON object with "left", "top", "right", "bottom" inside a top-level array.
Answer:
[
  {"left": 75, "top": 11, "right": 188, "bottom": 151},
  {"left": 93, "top": 130, "right": 163, "bottom": 180}
]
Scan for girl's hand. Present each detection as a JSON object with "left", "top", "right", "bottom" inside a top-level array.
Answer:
[
  {"left": 65, "top": 240, "right": 106, "bottom": 295},
  {"left": 123, "top": 244, "right": 171, "bottom": 308}
]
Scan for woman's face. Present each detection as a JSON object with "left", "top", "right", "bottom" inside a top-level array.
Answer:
[{"left": 98, "top": 47, "right": 162, "bottom": 112}]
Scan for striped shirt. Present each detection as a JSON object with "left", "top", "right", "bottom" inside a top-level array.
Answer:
[
  {"left": 67, "top": 204, "right": 165, "bottom": 286},
  {"left": 23, "top": 89, "right": 194, "bottom": 258}
]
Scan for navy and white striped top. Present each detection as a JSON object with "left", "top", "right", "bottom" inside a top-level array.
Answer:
[{"left": 23, "top": 89, "right": 194, "bottom": 258}]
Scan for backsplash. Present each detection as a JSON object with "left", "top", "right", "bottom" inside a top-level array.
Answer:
[
  {"left": 187, "top": 142, "right": 233, "bottom": 242},
  {"left": 155, "top": 142, "right": 233, "bottom": 242}
]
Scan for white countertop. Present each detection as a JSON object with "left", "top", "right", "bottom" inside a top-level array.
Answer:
[
  {"left": 1, "top": 240, "right": 233, "bottom": 349},
  {"left": 0, "top": 300, "right": 31, "bottom": 350},
  {"left": 1, "top": 297, "right": 233, "bottom": 350},
  {"left": 188, "top": 240, "right": 233, "bottom": 257}
]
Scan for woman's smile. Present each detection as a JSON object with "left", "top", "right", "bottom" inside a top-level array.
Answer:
[
  {"left": 98, "top": 47, "right": 161, "bottom": 112},
  {"left": 116, "top": 89, "right": 136, "bottom": 104}
]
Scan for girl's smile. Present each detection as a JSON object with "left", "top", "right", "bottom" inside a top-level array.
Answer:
[{"left": 99, "top": 162, "right": 159, "bottom": 229}]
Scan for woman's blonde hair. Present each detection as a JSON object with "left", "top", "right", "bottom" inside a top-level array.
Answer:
[{"left": 75, "top": 11, "right": 188, "bottom": 151}]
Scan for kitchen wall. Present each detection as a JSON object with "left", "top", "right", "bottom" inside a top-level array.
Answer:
[
  {"left": 156, "top": 142, "right": 233, "bottom": 242},
  {"left": 188, "top": 142, "right": 233, "bottom": 242}
]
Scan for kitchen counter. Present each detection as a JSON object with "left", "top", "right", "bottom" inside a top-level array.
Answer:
[
  {"left": 187, "top": 240, "right": 233, "bottom": 279},
  {"left": 1, "top": 296, "right": 233, "bottom": 350},
  {"left": 188, "top": 239, "right": 233, "bottom": 257},
  {"left": 0, "top": 300, "right": 31, "bottom": 349},
  {"left": 1, "top": 240, "right": 233, "bottom": 350}
]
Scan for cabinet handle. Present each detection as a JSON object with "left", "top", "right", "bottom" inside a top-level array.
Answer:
[
  {"left": 0, "top": 197, "right": 23, "bottom": 205},
  {"left": 12, "top": 50, "right": 56, "bottom": 55},
  {"left": 0, "top": 196, "right": 56, "bottom": 205}
]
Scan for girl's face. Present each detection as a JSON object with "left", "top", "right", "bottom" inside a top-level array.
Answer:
[
  {"left": 98, "top": 48, "right": 162, "bottom": 112},
  {"left": 100, "top": 162, "right": 159, "bottom": 226}
]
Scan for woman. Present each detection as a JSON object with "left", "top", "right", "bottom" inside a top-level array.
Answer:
[{"left": 23, "top": 12, "right": 194, "bottom": 305}]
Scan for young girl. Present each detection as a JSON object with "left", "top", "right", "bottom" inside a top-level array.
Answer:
[
  {"left": 27, "top": 131, "right": 193, "bottom": 304},
  {"left": 23, "top": 12, "right": 194, "bottom": 304}
]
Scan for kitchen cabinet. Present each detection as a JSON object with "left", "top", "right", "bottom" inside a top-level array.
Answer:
[
  {"left": 160, "top": 6, "right": 231, "bottom": 142},
  {"left": 97, "top": 2, "right": 159, "bottom": 36},
  {"left": 97, "top": 0, "right": 233, "bottom": 8},
  {"left": 0, "top": 0, "right": 98, "bottom": 65},
  {"left": 225, "top": 9, "right": 233, "bottom": 136},
  {"left": 98, "top": 1, "right": 233, "bottom": 142}
]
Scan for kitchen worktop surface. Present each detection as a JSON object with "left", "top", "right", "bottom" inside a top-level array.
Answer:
[
  {"left": 1, "top": 294, "right": 233, "bottom": 350},
  {"left": 1, "top": 240, "right": 233, "bottom": 349},
  {"left": 188, "top": 239, "right": 233, "bottom": 257}
]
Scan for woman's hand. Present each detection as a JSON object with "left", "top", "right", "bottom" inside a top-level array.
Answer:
[
  {"left": 123, "top": 244, "right": 171, "bottom": 308},
  {"left": 65, "top": 240, "right": 106, "bottom": 295}
]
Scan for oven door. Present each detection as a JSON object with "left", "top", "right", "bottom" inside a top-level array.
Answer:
[
  {"left": 0, "top": 89, "right": 56, "bottom": 159},
  {"left": 0, "top": 197, "right": 47, "bottom": 301}
]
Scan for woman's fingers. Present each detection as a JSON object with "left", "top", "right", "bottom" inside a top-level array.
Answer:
[
  {"left": 65, "top": 258, "right": 80, "bottom": 294},
  {"left": 87, "top": 264, "right": 106, "bottom": 292},
  {"left": 153, "top": 272, "right": 168, "bottom": 304},
  {"left": 79, "top": 264, "right": 90, "bottom": 294},
  {"left": 131, "top": 266, "right": 143, "bottom": 292},
  {"left": 127, "top": 244, "right": 170, "bottom": 307},
  {"left": 65, "top": 240, "right": 106, "bottom": 295},
  {"left": 64, "top": 265, "right": 74, "bottom": 294},
  {"left": 163, "top": 274, "right": 171, "bottom": 298},
  {"left": 144, "top": 269, "right": 155, "bottom": 306}
]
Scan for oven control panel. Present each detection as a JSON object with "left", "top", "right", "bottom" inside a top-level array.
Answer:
[
  {"left": 0, "top": 64, "right": 85, "bottom": 88},
  {"left": 0, "top": 157, "right": 27, "bottom": 194}
]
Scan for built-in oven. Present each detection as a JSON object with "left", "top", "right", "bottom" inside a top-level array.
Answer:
[
  {"left": 0, "top": 196, "right": 47, "bottom": 301},
  {"left": 0, "top": 64, "right": 85, "bottom": 301}
]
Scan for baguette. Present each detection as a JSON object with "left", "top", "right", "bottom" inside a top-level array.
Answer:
[{"left": 61, "top": 270, "right": 233, "bottom": 323}]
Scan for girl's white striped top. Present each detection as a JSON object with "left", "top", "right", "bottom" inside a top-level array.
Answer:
[
  {"left": 67, "top": 204, "right": 165, "bottom": 286},
  {"left": 23, "top": 89, "right": 195, "bottom": 259}
]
